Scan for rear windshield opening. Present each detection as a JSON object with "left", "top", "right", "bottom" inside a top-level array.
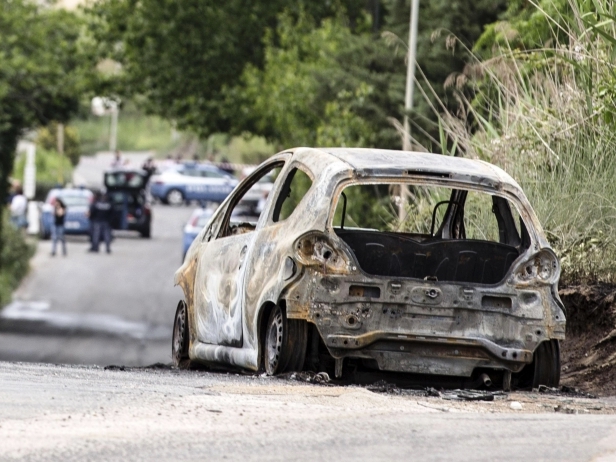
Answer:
[{"left": 332, "top": 183, "right": 531, "bottom": 285}]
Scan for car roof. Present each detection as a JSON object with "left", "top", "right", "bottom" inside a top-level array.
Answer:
[
  {"left": 178, "top": 163, "right": 224, "bottom": 171},
  {"left": 295, "top": 148, "right": 520, "bottom": 190},
  {"left": 50, "top": 188, "right": 92, "bottom": 196}
]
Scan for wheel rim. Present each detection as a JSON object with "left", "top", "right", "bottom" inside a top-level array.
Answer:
[
  {"left": 266, "top": 307, "right": 284, "bottom": 374},
  {"left": 167, "top": 190, "right": 184, "bottom": 206},
  {"left": 172, "top": 304, "right": 187, "bottom": 366}
]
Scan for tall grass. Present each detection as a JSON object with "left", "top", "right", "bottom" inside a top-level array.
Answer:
[{"left": 435, "top": 1, "right": 616, "bottom": 283}]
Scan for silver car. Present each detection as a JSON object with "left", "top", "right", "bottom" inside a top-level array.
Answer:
[{"left": 173, "top": 148, "right": 565, "bottom": 390}]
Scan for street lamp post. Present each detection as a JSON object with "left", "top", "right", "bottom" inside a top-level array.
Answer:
[
  {"left": 399, "top": 0, "right": 420, "bottom": 221},
  {"left": 91, "top": 96, "right": 120, "bottom": 153}
]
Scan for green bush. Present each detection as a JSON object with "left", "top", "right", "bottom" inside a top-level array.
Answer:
[
  {"left": 13, "top": 147, "right": 72, "bottom": 187},
  {"left": 0, "top": 214, "right": 35, "bottom": 307},
  {"left": 37, "top": 122, "right": 82, "bottom": 166}
]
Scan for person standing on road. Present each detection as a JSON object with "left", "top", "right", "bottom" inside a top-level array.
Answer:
[
  {"left": 111, "top": 150, "right": 123, "bottom": 169},
  {"left": 9, "top": 186, "right": 27, "bottom": 230},
  {"left": 51, "top": 198, "right": 67, "bottom": 256},
  {"left": 89, "top": 191, "right": 113, "bottom": 254}
]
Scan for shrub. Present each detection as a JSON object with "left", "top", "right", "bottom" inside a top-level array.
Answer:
[
  {"left": 0, "top": 213, "right": 35, "bottom": 307},
  {"left": 13, "top": 147, "right": 72, "bottom": 188},
  {"left": 37, "top": 123, "right": 82, "bottom": 166}
]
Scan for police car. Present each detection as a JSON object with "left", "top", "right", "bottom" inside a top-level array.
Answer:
[
  {"left": 39, "top": 188, "right": 93, "bottom": 239},
  {"left": 150, "top": 163, "right": 238, "bottom": 205}
]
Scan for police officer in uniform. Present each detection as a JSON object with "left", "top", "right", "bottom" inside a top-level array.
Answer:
[{"left": 89, "top": 191, "right": 113, "bottom": 254}]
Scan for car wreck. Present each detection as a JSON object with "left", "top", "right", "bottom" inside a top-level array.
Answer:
[{"left": 173, "top": 148, "right": 565, "bottom": 390}]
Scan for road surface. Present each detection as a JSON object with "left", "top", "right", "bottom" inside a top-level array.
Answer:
[
  {"left": 0, "top": 203, "right": 192, "bottom": 366},
  {"left": 1, "top": 362, "right": 616, "bottom": 461}
]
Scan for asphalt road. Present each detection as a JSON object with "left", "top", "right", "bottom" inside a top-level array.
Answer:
[
  {"left": 2, "top": 362, "right": 616, "bottom": 462},
  {"left": 0, "top": 203, "right": 193, "bottom": 366}
]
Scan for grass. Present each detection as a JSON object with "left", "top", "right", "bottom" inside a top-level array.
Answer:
[
  {"left": 435, "top": 1, "right": 616, "bottom": 283},
  {"left": 73, "top": 104, "right": 276, "bottom": 165},
  {"left": 0, "top": 213, "right": 35, "bottom": 307},
  {"left": 73, "top": 107, "right": 179, "bottom": 156}
]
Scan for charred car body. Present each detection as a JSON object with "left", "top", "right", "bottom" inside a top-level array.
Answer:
[{"left": 173, "top": 148, "right": 565, "bottom": 389}]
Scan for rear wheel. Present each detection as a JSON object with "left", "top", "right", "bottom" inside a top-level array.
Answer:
[
  {"left": 172, "top": 301, "right": 193, "bottom": 369},
  {"left": 514, "top": 339, "right": 561, "bottom": 389},
  {"left": 166, "top": 189, "right": 184, "bottom": 206},
  {"left": 264, "top": 304, "right": 307, "bottom": 375},
  {"left": 140, "top": 225, "right": 151, "bottom": 238}
]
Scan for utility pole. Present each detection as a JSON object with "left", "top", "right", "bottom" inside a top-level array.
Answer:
[
  {"left": 109, "top": 105, "right": 119, "bottom": 152},
  {"left": 399, "top": 0, "right": 420, "bottom": 221},
  {"left": 57, "top": 123, "right": 64, "bottom": 155},
  {"left": 403, "top": 0, "right": 419, "bottom": 152}
]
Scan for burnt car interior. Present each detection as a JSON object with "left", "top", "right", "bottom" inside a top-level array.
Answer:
[
  {"left": 333, "top": 184, "right": 531, "bottom": 285},
  {"left": 217, "top": 163, "right": 285, "bottom": 238}
]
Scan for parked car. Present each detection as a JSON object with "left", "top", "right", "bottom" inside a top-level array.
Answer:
[
  {"left": 172, "top": 148, "right": 566, "bottom": 390},
  {"left": 181, "top": 205, "right": 260, "bottom": 261},
  {"left": 182, "top": 207, "right": 215, "bottom": 261},
  {"left": 104, "top": 169, "right": 152, "bottom": 238},
  {"left": 238, "top": 170, "right": 275, "bottom": 215},
  {"left": 40, "top": 188, "right": 93, "bottom": 239},
  {"left": 149, "top": 163, "right": 238, "bottom": 206}
]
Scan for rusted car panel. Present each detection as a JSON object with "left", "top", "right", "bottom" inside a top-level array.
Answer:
[{"left": 174, "top": 148, "right": 565, "bottom": 387}]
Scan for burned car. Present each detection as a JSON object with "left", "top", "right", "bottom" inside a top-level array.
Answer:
[{"left": 173, "top": 148, "right": 565, "bottom": 389}]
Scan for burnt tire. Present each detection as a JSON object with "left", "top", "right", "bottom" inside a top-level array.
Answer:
[
  {"left": 172, "top": 300, "right": 193, "bottom": 369},
  {"left": 264, "top": 304, "right": 308, "bottom": 376},
  {"left": 515, "top": 339, "right": 561, "bottom": 389}
]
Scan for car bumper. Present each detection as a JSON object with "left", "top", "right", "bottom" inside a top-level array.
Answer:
[{"left": 285, "top": 270, "right": 566, "bottom": 377}]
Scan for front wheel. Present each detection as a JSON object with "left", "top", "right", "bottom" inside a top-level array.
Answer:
[
  {"left": 166, "top": 189, "right": 184, "bottom": 206},
  {"left": 264, "top": 304, "right": 307, "bottom": 375},
  {"left": 172, "top": 300, "right": 193, "bottom": 369}
]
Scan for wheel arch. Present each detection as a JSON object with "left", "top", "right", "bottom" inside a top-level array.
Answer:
[{"left": 256, "top": 300, "right": 278, "bottom": 372}]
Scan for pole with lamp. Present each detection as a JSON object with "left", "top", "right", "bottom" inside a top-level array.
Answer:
[
  {"left": 91, "top": 96, "right": 120, "bottom": 153},
  {"left": 399, "top": 0, "right": 420, "bottom": 221}
]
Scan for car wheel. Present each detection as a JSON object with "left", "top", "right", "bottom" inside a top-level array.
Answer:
[
  {"left": 140, "top": 226, "right": 151, "bottom": 238},
  {"left": 514, "top": 339, "right": 560, "bottom": 389},
  {"left": 264, "top": 304, "right": 307, "bottom": 375},
  {"left": 172, "top": 300, "right": 193, "bottom": 369},
  {"left": 166, "top": 189, "right": 184, "bottom": 206}
]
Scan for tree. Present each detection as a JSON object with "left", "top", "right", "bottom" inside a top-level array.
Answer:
[
  {"left": 381, "top": 0, "right": 507, "bottom": 150},
  {"left": 0, "top": 0, "right": 90, "bottom": 256},
  {"left": 88, "top": 0, "right": 507, "bottom": 151},
  {"left": 86, "top": 0, "right": 371, "bottom": 138},
  {"left": 238, "top": 11, "right": 405, "bottom": 149}
]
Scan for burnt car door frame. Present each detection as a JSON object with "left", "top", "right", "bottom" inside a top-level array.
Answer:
[
  {"left": 192, "top": 157, "right": 288, "bottom": 348},
  {"left": 238, "top": 160, "right": 317, "bottom": 359}
]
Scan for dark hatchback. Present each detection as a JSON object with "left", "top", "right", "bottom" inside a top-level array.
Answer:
[{"left": 104, "top": 169, "right": 152, "bottom": 238}]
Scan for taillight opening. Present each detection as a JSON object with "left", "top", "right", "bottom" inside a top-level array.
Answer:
[
  {"left": 294, "top": 232, "right": 354, "bottom": 274},
  {"left": 512, "top": 249, "right": 559, "bottom": 285}
]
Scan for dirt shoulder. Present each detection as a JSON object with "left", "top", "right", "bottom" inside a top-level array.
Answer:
[{"left": 560, "top": 283, "right": 616, "bottom": 396}]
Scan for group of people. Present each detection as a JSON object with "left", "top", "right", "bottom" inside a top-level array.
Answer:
[{"left": 48, "top": 191, "right": 113, "bottom": 257}]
